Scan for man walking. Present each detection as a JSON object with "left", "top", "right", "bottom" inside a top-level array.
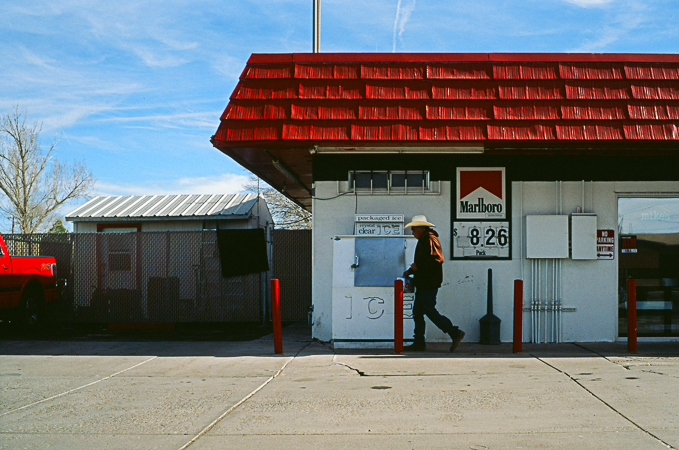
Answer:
[{"left": 402, "top": 215, "right": 465, "bottom": 352}]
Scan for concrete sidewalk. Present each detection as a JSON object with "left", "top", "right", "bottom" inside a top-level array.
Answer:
[{"left": 2, "top": 324, "right": 679, "bottom": 449}]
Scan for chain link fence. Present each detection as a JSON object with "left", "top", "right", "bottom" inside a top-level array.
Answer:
[
  {"left": 4, "top": 231, "right": 272, "bottom": 324},
  {"left": 271, "top": 229, "right": 312, "bottom": 322},
  {"left": 3, "top": 230, "right": 312, "bottom": 324}
]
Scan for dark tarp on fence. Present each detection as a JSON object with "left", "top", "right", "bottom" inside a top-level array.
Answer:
[{"left": 216, "top": 228, "right": 269, "bottom": 277}]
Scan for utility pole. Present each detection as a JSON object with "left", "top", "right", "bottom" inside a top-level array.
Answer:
[{"left": 313, "top": 0, "right": 320, "bottom": 53}]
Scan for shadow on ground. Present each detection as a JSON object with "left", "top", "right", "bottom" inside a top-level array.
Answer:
[{"left": 0, "top": 320, "right": 296, "bottom": 342}]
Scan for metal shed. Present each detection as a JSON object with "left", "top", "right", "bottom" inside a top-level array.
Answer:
[{"left": 62, "top": 194, "right": 274, "bottom": 324}]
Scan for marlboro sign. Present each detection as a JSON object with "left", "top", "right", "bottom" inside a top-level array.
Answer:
[{"left": 456, "top": 168, "right": 506, "bottom": 219}]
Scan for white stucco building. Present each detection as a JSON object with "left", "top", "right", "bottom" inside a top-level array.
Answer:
[{"left": 212, "top": 53, "right": 679, "bottom": 344}]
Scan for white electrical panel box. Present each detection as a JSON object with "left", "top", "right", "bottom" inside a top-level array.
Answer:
[
  {"left": 571, "top": 214, "right": 597, "bottom": 260},
  {"left": 525, "top": 215, "right": 569, "bottom": 259}
]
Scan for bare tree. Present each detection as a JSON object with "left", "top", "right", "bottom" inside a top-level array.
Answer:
[
  {"left": 244, "top": 176, "right": 311, "bottom": 229},
  {"left": 0, "top": 106, "right": 95, "bottom": 233}
]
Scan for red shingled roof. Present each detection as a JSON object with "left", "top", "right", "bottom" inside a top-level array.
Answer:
[
  {"left": 212, "top": 53, "right": 679, "bottom": 209},
  {"left": 215, "top": 53, "right": 679, "bottom": 146}
]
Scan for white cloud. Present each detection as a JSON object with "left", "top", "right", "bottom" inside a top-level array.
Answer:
[
  {"left": 562, "top": 0, "right": 613, "bottom": 7},
  {"left": 93, "top": 173, "right": 251, "bottom": 197},
  {"left": 98, "top": 109, "right": 221, "bottom": 131},
  {"left": 392, "top": 0, "right": 416, "bottom": 52},
  {"left": 129, "top": 47, "right": 191, "bottom": 69},
  {"left": 212, "top": 53, "right": 247, "bottom": 82},
  {"left": 567, "top": 0, "right": 648, "bottom": 51}
]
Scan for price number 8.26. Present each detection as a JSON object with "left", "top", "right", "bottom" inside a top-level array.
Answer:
[{"left": 468, "top": 226, "right": 509, "bottom": 248}]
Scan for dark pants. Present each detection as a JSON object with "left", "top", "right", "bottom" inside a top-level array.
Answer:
[{"left": 413, "top": 288, "right": 458, "bottom": 344}]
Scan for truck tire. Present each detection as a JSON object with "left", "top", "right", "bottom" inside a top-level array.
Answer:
[{"left": 20, "top": 289, "right": 44, "bottom": 328}]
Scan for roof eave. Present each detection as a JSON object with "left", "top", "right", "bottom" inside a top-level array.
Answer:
[
  {"left": 248, "top": 52, "right": 679, "bottom": 64},
  {"left": 66, "top": 214, "right": 253, "bottom": 223}
]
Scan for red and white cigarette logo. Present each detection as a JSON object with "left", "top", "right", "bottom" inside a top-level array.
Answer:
[
  {"left": 459, "top": 170, "right": 504, "bottom": 201},
  {"left": 457, "top": 168, "right": 505, "bottom": 218}
]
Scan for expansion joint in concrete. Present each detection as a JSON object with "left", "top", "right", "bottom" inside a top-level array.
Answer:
[
  {"left": 572, "top": 343, "right": 632, "bottom": 370},
  {"left": 0, "top": 356, "right": 158, "bottom": 419},
  {"left": 641, "top": 369, "right": 679, "bottom": 380},
  {"left": 534, "top": 355, "right": 676, "bottom": 450},
  {"left": 177, "top": 341, "right": 311, "bottom": 450}
]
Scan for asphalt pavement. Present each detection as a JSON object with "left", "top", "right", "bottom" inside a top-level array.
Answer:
[{"left": 2, "top": 323, "right": 679, "bottom": 449}]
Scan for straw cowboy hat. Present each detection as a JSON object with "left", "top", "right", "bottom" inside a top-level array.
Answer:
[{"left": 404, "top": 215, "right": 436, "bottom": 228}]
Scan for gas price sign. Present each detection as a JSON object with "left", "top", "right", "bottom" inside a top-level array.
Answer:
[{"left": 453, "top": 221, "right": 510, "bottom": 259}]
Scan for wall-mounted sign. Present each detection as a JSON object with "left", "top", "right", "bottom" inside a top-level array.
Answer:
[
  {"left": 453, "top": 221, "right": 510, "bottom": 258},
  {"left": 621, "top": 235, "right": 638, "bottom": 254},
  {"left": 456, "top": 168, "right": 506, "bottom": 220},
  {"left": 355, "top": 214, "right": 404, "bottom": 222},
  {"left": 597, "top": 229, "right": 615, "bottom": 260},
  {"left": 354, "top": 214, "right": 404, "bottom": 236}
]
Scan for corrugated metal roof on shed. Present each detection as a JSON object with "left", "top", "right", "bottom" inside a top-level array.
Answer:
[
  {"left": 144, "top": 196, "right": 175, "bottom": 217},
  {"left": 181, "top": 194, "right": 211, "bottom": 216},
  {"left": 66, "top": 194, "right": 259, "bottom": 220},
  {"left": 91, "top": 196, "right": 125, "bottom": 217},
  {"left": 192, "top": 194, "right": 220, "bottom": 216},
  {"left": 210, "top": 195, "right": 236, "bottom": 215},
  {"left": 105, "top": 196, "right": 141, "bottom": 217},
  {"left": 66, "top": 196, "right": 108, "bottom": 218}
]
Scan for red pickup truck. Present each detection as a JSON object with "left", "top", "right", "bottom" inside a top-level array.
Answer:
[{"left": 0, "top": 233, "right": 58, "bottom": 327}]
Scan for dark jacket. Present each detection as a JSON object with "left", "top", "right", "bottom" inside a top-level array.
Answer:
[{"left": 406, "top": 228, "right": 444, "bottom": 289}]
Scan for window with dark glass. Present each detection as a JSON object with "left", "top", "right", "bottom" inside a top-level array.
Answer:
[
  {"left": 107, "top": 233, "right": 133, "bottom": 271},
  {"left": 618, "top": 197, "right": 679, "bottom": 337},
  {"left": 349, "top": 170, "right": 430, "bottom": 191}
]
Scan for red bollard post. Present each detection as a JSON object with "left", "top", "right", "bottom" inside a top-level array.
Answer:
[
  {"left": 627, "top": 279, "right": 637, "bottom": 354},
  {"left": 513, "top": 279, "right": 523, "bottom": 353},
  {"left": 270, "top": 278, "right": 283, "bottom": 354},
  {"left": 394, "top": 279, "right": 404, "bottom": 354}
]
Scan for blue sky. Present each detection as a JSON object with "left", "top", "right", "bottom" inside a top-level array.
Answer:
[{"left": 1, "top": 0, "right": 677, "bottom": 230}]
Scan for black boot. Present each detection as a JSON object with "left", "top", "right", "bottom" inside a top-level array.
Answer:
[
  {"left": 449, "top": 330, "right": 465, "bottom": 352},
  {"left": 404, "top": 341, "right": 426, "bottom": 352}
]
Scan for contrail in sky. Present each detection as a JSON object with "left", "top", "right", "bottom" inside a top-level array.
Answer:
[{"left": 392, "top": 0, "right": 416, "bottom": 52}]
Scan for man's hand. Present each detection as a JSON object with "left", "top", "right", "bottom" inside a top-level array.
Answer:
[{"left": 403, "top": 263, "right": 417, "bottom": 278}]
